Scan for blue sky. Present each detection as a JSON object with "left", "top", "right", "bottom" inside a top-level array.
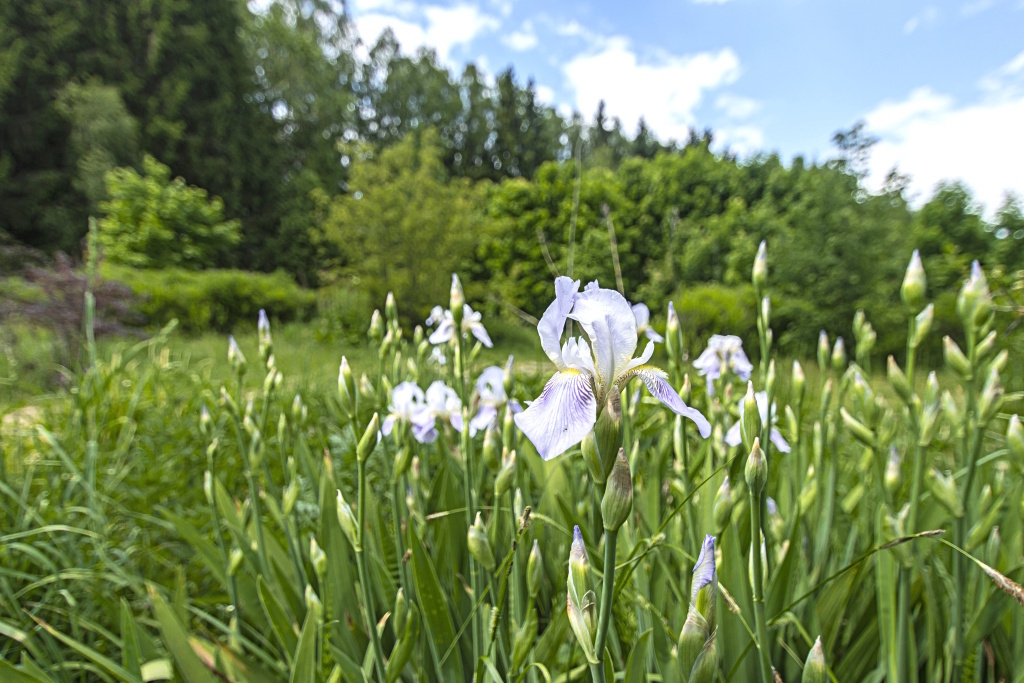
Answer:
[{"left": 348, "top": 0, "right": 1024, "bottom": 215}]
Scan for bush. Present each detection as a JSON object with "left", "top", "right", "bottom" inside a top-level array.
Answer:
[
  {"left": 98, "top": 156, "right": 240, "bottom": 270},
  {"left": 105, "top": 265, "right": 315, "bottom": 332},
  {"left": 672, "top": 282, "right": 758, "bottom": 354}
]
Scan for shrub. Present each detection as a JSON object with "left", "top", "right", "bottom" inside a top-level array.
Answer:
[
  {"left": 673, "top": 282, "right": 758, "bottom": 354},
  {"left": 98, "top": 156, "right": 240, "bottom": 270},
  {"left": 105, "top": 265, "right": 315, "bottom": 332}
]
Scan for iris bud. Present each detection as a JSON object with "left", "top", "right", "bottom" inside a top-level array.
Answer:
[
  {"left": 567, "top": 526, "right": 597, "bottom": 663},
  {"left": 927, "top": 469, "right": 963, "bottom": 518},
  {"left": 527, "top": 539, "right": 542, "bottom": 598},
  {"left": 713, "top": 476, "right": 733, "bottom": 533},
  {"left": 910, "top": 303, "right": 934, "bottom": 349},
  {"left": 450, "top": 274, "right": 465, "bottom": 325},
  {"left": 394, "top": 587, "right": 408, "bottom": 637},
  {"left": 792, "top": 360, "right": 806, "bottom": 405},
  {"left": 495, "top": 449, "right": 516, "bottom": 498},
  {"left": 385, "top": 291, "right": 398, "bottom": 324},
  {"left": 901, "top": 250, "right": 927, "bottom": 311},
  {"left": 336, "top": 490, "right": 359, "bottom": 549},
  {"left": 885, "top": 448, "right": 902, "bottom": 497},
  {"left": 228, "top": 547, "right": 244, "bottom": 576},
  {"left": 745, "top": 438, "right": 767, "bottom": 494},
  {"left": 338, "top": 357, "right": 355, "bottom": 414},
  {"left": 227, "top": 335, "right": 247, "bottom": 376},
  {"left": 601, "top": 450, "right": 633, "bottom": 531},
  {"left": 752, "top": 240, "right": 768, "bottom": 294},
  {"left": 742, "top": 383, "right": 762, "bottom": 451},
  {"left": 817, "top": 331, "right": 830, "bottom": 372},
  {"left": 1007, "top": 415, "right": 1024, "bottom": 461},
  {"left": 831, "top": 337, "right": 847, "bottom": 372},
  {"left": 482, "top": 427, "right": 500, "bottom": 471},
  {"left": 802, "top": 636, "right": 828, "bottom": 683},
  {"left": 887, "top": 356, "right": 913, "bottom": 405},
  {"left": 943, "top": 337, "right": 971, "bottom": 379},
  {"left": 309, "top": 537, "right": 327, "bottom": 579},
  {"left": 978, "top": 366, "right": 1004, "bottom": 426},
  {"left": 356, "top": 413, "right": 380, "bottom": 462},
  {"left": 467, "top": 512, "right": 496, "bottom": 571},
  {"left": 368, "top": 309, "right": 384, "bottom": 342}
]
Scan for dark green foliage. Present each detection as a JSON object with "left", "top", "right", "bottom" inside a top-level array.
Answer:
[{"left": 105, "top": 265, "right": 315, "bottom": 332}]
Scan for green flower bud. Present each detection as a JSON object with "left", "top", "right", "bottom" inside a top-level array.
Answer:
[
  {"left": 802, "top": 636, "right": 828, "bottom": 683},
  {"left": 841, "top": 408, "right": 876, "bottom": 448},
  {"left": 394, "top": 445, "right": 412, "bottom": 481},
  {"left": 203, "top": 469, "right": 214, "bottom": 505},
  {"left": 926, "top": 469, "right": 963, "bottom": 518},
  {"left": 986, "top": 526, "right": 1000, "bottom": 567},
  {"left": 817, "top": 331, "right": 830, "bottom": 372},
  {"left": 1007, "top": 415, "right": 1024, "bottom": 462},
  {"left": 993, "top": 348, "right": 1009, "bottom": 374},
  {"left": 908, "top": 302, "right": 934, "bottom": 350},
  {"left": 357, "top": 413, "right": 380, "bottom": 462},
  {"left": 503, "top": 402, "right": 515, "bottom": 448},
  {"left": 584, "top": 387, "right": 623, "bottom": 484},
  {"left": 887, "top": 356, "right": 913, "bottom": 405},
  {"left": 885, "top": 448, "right": 902, "bottom": 498},
  {"left": 503, "top": 355, "right": 515, "bottom": 396},
  {"left": 713, "top": 476, "right": 733, "bottom": 533},
  {"left": 199, "top": 405, "right": 212, "bottom": 436},
  {"left": 761, "top": 296, "right": 772, "bottom": 331},
  {"left": 467, "top": 512, "right": 495, "bottom": 571},
  {"left": 495, "top": 449, "right": 516, "bottom": 498},
  {"left": 385, "top": 291, "right": 398, "bottom": 324},
  {"left": 742, "top": 382, "right": 763, "bottom": 452},
  {"left": 978, "top": 365, "right": 1004, "bottom": 426},
  {"left": 943, "top": 337, "right": 971, "bottom": 379},
  {"left": 413, "top": 324, "right": 424, "bottom": 346},
  {"left": 680, "top": 374, "right": 692, "bottom": 404},
  {"left": 450, "top": 274, "right": 466, "bottom": 324},
  {"left": 228, "top": 335, "right": 247, "bottom": 376},
  {"left": 957, "top": 261, "right": 992, "bottom": 329},
  {"left": 368, "top": 309, "right": 384, "bottom": 342},
  {"left": 792, "top": 360, "right": 806, "bottom": 406},
  {"left": 482, "top": 427, "right": 500, "bottom": 471},
  {"left": 228, "top": 547, "right": 244, "bottom": 576},
  {"left": 975, "top": 330, "right": 997, "bottom": 361},
  {"left": 283, "top": 480, "right": 299, "bottom": 516},
  {"left": 336, "top": 489, "right": 359, "bottom": 549},
  {"left": 831, "top": 336, "right": 847, "bottom": 372},
  {"left": 310, "top": 537, "right": 327, "bottom": 579},
  {"left": 745, "top": 438, "right": 767, "bottom": 495},
  {"left": 601, "top": 450, "right": 633, "bottom": 531},
  {"left": 901, "top": 250, "right": 927, "bottom": 311},
  {"left": 677, "top": 616, "right": 706, "bottom": 680},
  {"left": 766, "top": 358, "right": 777, "bottom": 397},
  {"left": 819, "top": 379, "right": 834, "bottom": 415},
  {"left": 394, "top": 587, "right": 408, "bottom": 638},
  {"left": 514, "top": 488, "right": 524, "bottom": 519},
  {"left": 338, "top": 357, "right": 355, "bottom": 414},
  {"left": 567, "top": 526, "right": 598, "bottom": 663},
  {"left": 526, "top": 539, "right": 543, "bottom": 599},
  {"left": 752, "top": 240, "right": 768, "bottom": 294}
]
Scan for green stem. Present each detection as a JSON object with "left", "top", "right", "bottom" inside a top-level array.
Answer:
[
  {"left": 454, "top": 327, "right": 482, "bottom": 667},
  {"left": 952, "top": 327, "right": 979, "bottom": 683},
  {"left": 750, "top": 488, "right": 773, "bottom": 683},
  {"left": 392, "top": 477, "right": 411, "bottom": 595},
  {"left": 591, "top": 527, "right": 619, "bottom": 683},
  {"left": 356, "top": 457, "right": 387, "bottom": 682}
]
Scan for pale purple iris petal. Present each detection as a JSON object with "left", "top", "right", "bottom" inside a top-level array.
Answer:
[
  {"left": 731, "top": 348, "right": 754, "bottom": 380},
  {"left": 411, "top": 421, "right": 438, "bottom": 444},
  {"left": 537, "top": 276, "right": 581, "bottom": 369},
  {"left": 509, "top": 399, "right": 523, "bottom": 414},
  {"left": 770, "top": 428, "right": 791, "bottom": 454},
  {"left": 724, "top": 421, "right": 741, "bottom": 447},
  {"left": 382, "top": 415, "right": 397, "bottom": 437},
  {"left": 644, "top": 327, "right": 665, "bottom": 343},
  {"left": 429, "top": 319, "right": 455, "bottom": 345},
  {"left": 692, "top": 534, "right": 717, "bottom": 601},
  {"left": 475, "top": 366, "right": 506, "bottom": 401},
  {"left": 514, "top": 370, "right": 598, "bottom": 461},
  {"left": 450, "top": 412, "right": 464, "bottom": 432},
  {"left": 570, "top": 287, "right": 638, "bottom": 384},
  {"left": 469, "top": 322, "right": 493, "bottom": 348},
  {"left": 692, "top": 347, "right": 722, "bottom": 380},
  {"left": 631, "top": 303, "right": 650, "bottom": 329},
  {"left": 469, "top": 405, "right": 498, "bottom": 435},
  {"left": 623, "top": 366, "right": 711, "bottom": 438}
]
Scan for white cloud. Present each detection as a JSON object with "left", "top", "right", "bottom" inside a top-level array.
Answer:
[
  {"left": 979, "top": 49, "right": 1024, "bottom": 93},
  {"left": 535, "top": 84, "right": 555, "bottom": 104},
  {"left": 903, "top": 6, "right": 939, "bottom": 33},
  {"left": 961, "top": 0, "right": 995, "bottom": 16},
  {"left": 563, "top": 37, "right": 741, "bottom": 140},
  {"left": 352, "top": 3, "right": 499, "bottom": 66},
  {"left": 503, "top": 20, "right": 538, "bottom": 51},
  {"left": 716, "top": 93, "right": 761, "bottom": 119},
  {"left": 863, "top": 67, "right": 1024, "bottom": 216},
  {"left": 715, "top": 125, "right": 764, "bottom": 156}
]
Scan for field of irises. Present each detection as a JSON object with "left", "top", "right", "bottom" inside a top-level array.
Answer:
[{"left": 2, "top": 244, "right": 1024, "bottom": 683}]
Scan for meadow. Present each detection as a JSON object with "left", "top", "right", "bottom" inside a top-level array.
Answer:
[{"left": 1, "top": 242, "right": 1023, "bottom": 683}]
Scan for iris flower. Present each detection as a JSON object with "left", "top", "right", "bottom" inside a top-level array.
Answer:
[
  {"left": 425, "top": 380, "right": 463, "bottom": 430},
  {"left": 382, "top": 381, "right": 438, "bottom": 444},
  {"left": 467, "top": 364, "right": 521, "bottom": 435},
  {"left": 427, "top": 304, "right": 493, "bottom": 348},
  {"left": 724, "top": 389, "right": 790, "bottom": 453},
  {"left": 693, "top": 334, "right": 753, "bottom": 386},
  {"left": 630, "top": 302, "right": 665, "bottom": 343},
  {"left": 515, "top": 277, "right": 710, "bottom": 460}
]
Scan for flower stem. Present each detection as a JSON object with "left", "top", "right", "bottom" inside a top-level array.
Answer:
[
  {"left": 356, "top": 456, "right": 387, "bottom": 682},
  {"left": 591, "top": 527, "right": 618, "bottom": 683},
  {"left": 750, "top": 487, "right": 773, "bottom": 683}
]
